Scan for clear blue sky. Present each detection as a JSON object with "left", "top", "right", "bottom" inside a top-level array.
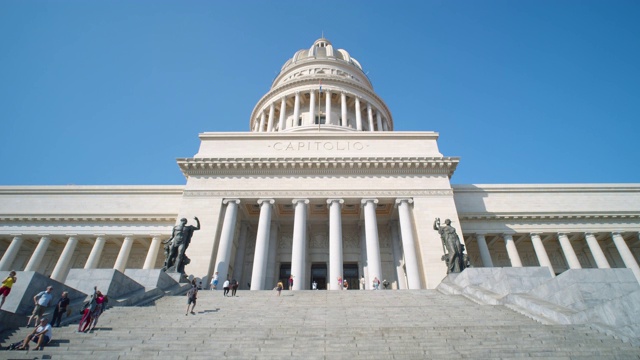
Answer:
[{"left": 1, "top": 0, "right": 639, "bottom": 185}]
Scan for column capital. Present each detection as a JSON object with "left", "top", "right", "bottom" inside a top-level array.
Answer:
[
  {"left": 584, "top": 232, "right": 596, "bottom": 237},
  {"left": 530, "top": 232, "right": 541, "bottom": 237},
  {"left": 612, "top": 231, "right": 624, "bottom": 237},
  {"left": 394, "top": 198, "right": 413, "bottom": 207},
  {"left": 502, "top": 233, "right": 515, "bottom": 239},
  {"left": 326, "top": 199, "right": 344, "bottom": 207},
  {"left": 557, "top": 232, "right": 569, "bottom": 237},
  {"left": 292, "top": 199, "right": 309, "bottom": 205},
  {"left": 257, "top": 198, "right": 275, "bottom": 206},
  {"left": 223, "top": 198, "right": 241, "bottom": 205},
  {"left": 361, "top": 198, "right": 379, "bottom": 206}
]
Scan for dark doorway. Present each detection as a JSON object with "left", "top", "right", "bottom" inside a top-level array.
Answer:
[
  {"left": 343, "top": 264, "right": 359, "bottom": 290},
  {"left": 279, "top": 263, "right": 291, "bottom": 289},
  {"left": 310, "top": 263, "right": 327, "bottom": 290}
]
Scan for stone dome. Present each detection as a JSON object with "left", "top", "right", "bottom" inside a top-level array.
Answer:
[{"left": 250, "top": 38, "right": 392, "bottom": 133}]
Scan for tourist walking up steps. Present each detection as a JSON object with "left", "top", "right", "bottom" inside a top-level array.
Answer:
[
  {"left": 276, "top": 281, "right": 283, "bottom": 296},
  {"left": 186, "top": 279, "right": 198, "bottom": 315},
  {"left": 231, "top": 279, "right": 239, "bottom": 297},
  {"left": 0, "top": 270, "right": 17, "bottom": 309},
  {"left": 210, "top": 272, "right": 218, "bottom": 290},
  {"left": 223, "top": 279, "right": 230, "bottom": 297}
]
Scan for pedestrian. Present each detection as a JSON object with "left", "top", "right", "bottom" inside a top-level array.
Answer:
[
  {"left": 16, "top": 318, "right": 52, "bottom": 350},
  {"left": 338, "top": 276, "right": 343, "bottom": 290},
  {"left": 288, "top": 275, "right": 293, "bottom": 290},
  {"left": 276, "top": 281, "right": 283, "bottom": 296},
  {"left": 360, "top": 276, "right": 365, "bottom": 290},
  {"left": 231, "top": 279, "right": 239, "bottom": 297},
  {"left": 382, "top": 279, "right": 390, "bottom": 290},
  {"left": 0, "top": 270, "right": 17, "bottom": 309},
  {"left": 78, "top": 286, "right": 100, "bottom": 332},
  {"left": 186, "top": 279, "right": 197, "bottom": 315},
  {"left": 27, "top": 286, "right": 53, "bottom": 327},
  {"left": 223, "top": 278, "right": 230, "bottom": 297},
  {"left": 210, "top": 272, "right": 219, "bottom": 290},
  {"left": 372, "top": 277, "right": 380, "bottom": 290},
  {"left": 88, "top": 291, "right": 106, "bottom": 331},
  {"left": 312, "top": 281, "right": 317, "bottom": 290},
  {"left": 51, "top": 291, "right": 69, "bottom": 327},
  {"left": 343, "top": 279, "right": 349, "bottom": 290}
]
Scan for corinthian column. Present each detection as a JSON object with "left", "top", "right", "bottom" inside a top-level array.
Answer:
[
  {"left": 251, "top": 199, "right": 274, "bottom": 290},
  {"left": 293, "top": 92, "right": 300, "bottom": 127},
  {"left": 290, "top": 199, "right": 309, "bottom": 290},
  {"left": 24, "top": 236, "right": 51, "bottom": 272},
  {"left": 325, "top": 90, "right": 332, "bottom": 125},
  {"left": 367, "top": 103, "right": 374, "bottom": 131},
  {"left": 215, "top": 199, "right": 241, "bottom": 285},
  {"left": 267, "top": 103, "right": 275, "bottom": 132},
  {"left": 355, "top": 97, "right": 363, "bottom": 131},
  {"left": 362, "top": 199, "right": 382, "bottom": 285},
  {"left": 327, "top": 199, "right": 344, "bottom": 290},
  {"left": 50, "top": 236, "right": 79, "bottom": 282},
  {"left": 278, "top": 97, "right": 287, "bottom": 131},
  {"left": 395, "top": 198, "right": 421, "bottom": 289},
  {"left": 341, "top": 92, "right": 347, "bottom": 127}
]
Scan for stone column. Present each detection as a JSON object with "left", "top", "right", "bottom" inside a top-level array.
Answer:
[
  {"left": 267, "top": 103, "right": 275, "bottom": 132},
  {"left": 258, "top": 112, "right": 266, "bottom": 132},
  {"left": 475, "top": 234, "right": 493, "bottom": 267},
  {"left": 355, "top": 97, "right": 363, "bottom": 131},
  {"left": 278, "top": 97, "right": 286, "bottom": 131},
  {"left": 143, "top": 236, "right": 163, "bottom": 270},
  {"left": 84, "top": 236, "right": 107, "bottom": 269},
  {"left": 293, "top": 92, "right": 300, "bottom": 127},
  {"left": 325, "top": 90, "right": 332, "bottom": 125},
  {"left": 0, "top": 236, "right": 23, "bottom": 271},
  {"left": 558, "top": 233, "right": 581, "bottom": 269},
  {"left": 24, "top": 236, "right": 51, "bottom": 272},
  {"left": 584, "top": 232, "right": 610, "bottom": 268},
  {"left": 395, "top": 198, "right": 421, "bottom": 289},
  {"left": 367, "top": 103, "right": 374, "bottom": 131},
  {"left": 114, "top": 236, "right": 135, "bottom": 272},
  {"left": 251, "top": 199, "right": 274, "bottom": 290},
  {"left": 290, "top": 199, "right": 309, "bottom": 290},
  {"left": 309, "top": 90, "right": 316, "bottom": 125},
  {"left": 390, "top": 221, "right": 407, "bottom": 289},
  {"left": 341, "top": 92, "right": 347, "bottom": 127},
  {"left": 376, "top": 112, "right": 382, "bottom": 131},
  {"left": 214, "top": 199, "right": 241, "bottom": 285},
  {"left": 503, "top": 234, "right": 522, "bottom": 267},
  {"left": 232, "top": 221, "right": 249, "bottom": 288},
  {"left": 266, "top": 221, "right": 279, "bottom": 288},
  {"left": 530, "top": 233, "right": 555, "bottom": 276},
  {"left": 327, "top": 199, "right": 344, "bottom": 290},
  {"left": 362, "top": 199, "right": 382, "bottom": 285},
  {"left": 612, "top": 232, "right": 640, "bottom": 282},
  {"left": 50, "top": 236, "right": 79, "bottom": 282},
  {"left": 359, "top": 221, "right": 368, "bottom": 289}
]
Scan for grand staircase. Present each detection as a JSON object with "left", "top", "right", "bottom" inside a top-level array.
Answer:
[{"left": 1, "top": 289, "right": 639, "bottom": 359}]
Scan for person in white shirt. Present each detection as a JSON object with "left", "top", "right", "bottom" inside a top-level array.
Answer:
[
  {"left": 18, "top": 318, "right": 53, "bottom": 350},
  {"left": 222, "top": 279, "right": 230, "bottom": 297}
]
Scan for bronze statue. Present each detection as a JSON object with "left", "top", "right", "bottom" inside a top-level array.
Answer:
[
  {"left": 163, "top": 217, "right": 200, "bottom": 273},
  {"left": 433, "top": 218, "right": 466, "bottom": 273}
]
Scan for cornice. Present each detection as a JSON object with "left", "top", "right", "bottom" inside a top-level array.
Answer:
[
  {"left": 0, "top": 186, "right": 185, "bottom": 196},
  {"left": 458, "top": 212, "right": 640, "bottom": 221},
  {"left": 183, "top": 189, "right": 453, "bottom": 198},
  {"left": 452, "top": 184, "right": 640, "bottom": 194},
  {"left": 177, "top": 157, "right": 459, "bottom": 178},
  {"left": 0, "top": 215, "right": 177, "bottom": 223}
]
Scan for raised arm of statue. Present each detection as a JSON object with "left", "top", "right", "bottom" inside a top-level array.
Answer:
[
  {"left": 433, "top": 217, "right": 441, "bottom": 231},
  {"left": 193, "top": 217, "right": 201, "bottom": 231}
]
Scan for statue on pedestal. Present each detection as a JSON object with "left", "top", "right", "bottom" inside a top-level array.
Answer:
[
  {"left": 163, "top": 217, "right": 200, "bottom": 274},
  {"left": 433, "top": 218, "right": 466, "bottom": 273}
]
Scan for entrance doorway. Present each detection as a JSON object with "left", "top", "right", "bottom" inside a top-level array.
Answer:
[
  {"left": 310, "top": 263, "right": 327, "bottom": 290},
  {"left": 343, "top": 264, "right": 359, "bottom": 290},
  {"left": 279, "top": 263, "right": 291, "bottom": 289}
]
